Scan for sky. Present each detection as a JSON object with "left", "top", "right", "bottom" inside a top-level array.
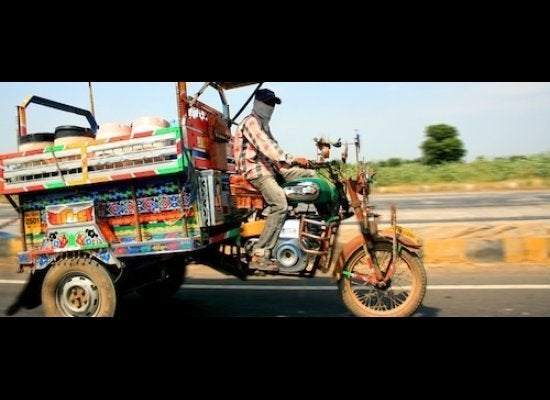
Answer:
[{"left": 1, "top": 82, "right": 549, "bottom": 162}]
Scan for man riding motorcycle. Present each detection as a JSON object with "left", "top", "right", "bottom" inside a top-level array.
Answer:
[{"left": 233, "top": 88, "right": 314, "bottom": 271}]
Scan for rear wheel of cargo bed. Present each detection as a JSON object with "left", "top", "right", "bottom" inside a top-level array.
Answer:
[{"left": 41, "top": 258, "right": 117, "bottom": 317}]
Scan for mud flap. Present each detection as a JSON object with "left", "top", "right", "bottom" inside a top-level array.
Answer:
[{"left": 5, "top": 269, "right": 47, "bottom": 316}]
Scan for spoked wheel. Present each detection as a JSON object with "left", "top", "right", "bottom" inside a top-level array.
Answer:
[
  {"left": 42, "top": 258, "right": 117, "bottom": 317},
  {"left": 339, "top": 241, "right": 427, "bottom": 317}
]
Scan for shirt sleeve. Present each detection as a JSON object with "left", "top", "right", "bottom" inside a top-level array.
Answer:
[{"left": 243, "top": 117, "right": 294, "bottom": 164}]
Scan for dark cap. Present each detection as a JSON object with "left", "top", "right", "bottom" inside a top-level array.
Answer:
[{"left": 255, "top": 88, "right": 282, "bottom": 105}]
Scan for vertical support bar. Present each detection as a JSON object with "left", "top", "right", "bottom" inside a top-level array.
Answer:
[
  {"left": 17, "top": 105, "right": 27, "bottom": 136},
  {"left": 20, "top": 217, "right": 27, "bottom": 251},
  {"left": 177, "top": 82, "right": 188, "bottom": 127},
  {"left": 175, "top": 82, "right": 182, "bottom": 127},
  {"left": 16, "top": 196, "right": 27, "bottom": 251},
  {"left": 177, "top": 176, "right": 189, "bottom": 238},
  {"left": 216, "top": 86, "right": 230, "bottom": 124},
  {"left": 131, "top": 182, "right": 143, "bottom": 242},
  {"left": 88, "top": 82, "right": 96, "bottom": 117}
]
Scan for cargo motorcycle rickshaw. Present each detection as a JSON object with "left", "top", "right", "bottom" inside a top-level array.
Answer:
[{"left": 2, "top": 82, "right": 426, "bottom": 317}]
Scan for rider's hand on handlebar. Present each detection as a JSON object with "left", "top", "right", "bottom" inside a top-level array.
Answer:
[{"left": 293, "top": 157, "right": 309, "bottom": 168}]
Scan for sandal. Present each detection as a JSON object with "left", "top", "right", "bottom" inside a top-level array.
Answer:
[{"left": 249, "top": 256, "right": 279, "bottom": 272}]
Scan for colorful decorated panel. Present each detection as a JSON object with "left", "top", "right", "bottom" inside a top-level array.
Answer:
[
  {"left": 46, "top": 202, "right": 95, "bottom": 227},
  {"left": 17, "top": 166, "right": 239, "bottom": 262},
  {"left": 20, "top": 176, "right": 202, "bottom": 253},
  {"left": 112, "top": 237, "right": 199, "bottom": 257}
]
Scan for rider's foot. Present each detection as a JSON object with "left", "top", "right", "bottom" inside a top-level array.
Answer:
[{"left": 249, "top": 256, "right": 278, "bottom": 272}]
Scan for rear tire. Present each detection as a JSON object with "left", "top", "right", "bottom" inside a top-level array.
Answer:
[
  {"left": 42, "top": 258, "right": 117, "bottom": 317},
  {"left": 339, "top": 241, "right": 427, "bottom": 317}
]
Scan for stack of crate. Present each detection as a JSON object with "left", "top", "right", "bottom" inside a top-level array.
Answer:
[{"left": 184, "top": 102, "right": 230, "bottom": 172}]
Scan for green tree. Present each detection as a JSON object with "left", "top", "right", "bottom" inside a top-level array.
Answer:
[{"left": 420, "top": 124, "right": 466, "bottom": 165}]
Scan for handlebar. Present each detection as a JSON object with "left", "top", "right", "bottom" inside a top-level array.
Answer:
[
  {"left": 306, "top": 160, "right": 329, "bottom": 169},
  {"left": 277, "top": 160, "right": 332, "bottom": 171}
]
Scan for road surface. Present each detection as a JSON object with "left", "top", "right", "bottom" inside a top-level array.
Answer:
[{"left": 2, "top": 263, "right": 550, "bottom": 317}]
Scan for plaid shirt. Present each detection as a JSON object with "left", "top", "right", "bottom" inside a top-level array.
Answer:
[{"left": 233, "top": 113, "right": 295, "bottom": 180}]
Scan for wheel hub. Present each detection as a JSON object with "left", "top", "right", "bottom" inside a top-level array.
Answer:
[{"left": 57, "top": 274, "right": 100, "bottom": 317}]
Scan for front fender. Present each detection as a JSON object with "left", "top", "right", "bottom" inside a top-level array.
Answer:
[
  {"left": 333, "top": 227, "right": 423, "bottom": 281},
  {"left": 378, "top": 226, "right": 423, "bottom": 250},
  {"left": 333, "top": 234, "right": 372, "bottom": 281}
]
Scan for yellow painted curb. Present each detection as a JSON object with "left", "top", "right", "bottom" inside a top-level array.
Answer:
[
  {"left": 504, "top": 237, "right": 550, "bottom": 263},
  {"left": 504, "top": 237, "right": 525, "bottom": 263},
  {"left": 423, "top": 238, "right": 467, "bottom": 263},
  {"left": 524, "top": 237, "right": 549, "bottom": 262}
]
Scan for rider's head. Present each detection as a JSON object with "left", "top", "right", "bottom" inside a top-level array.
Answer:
[
  {"left": 255, "top": 88, "right": 282, "bottom": 107},
  {"left": 253, "top": 88, "right": 281, "bottom": 124}
]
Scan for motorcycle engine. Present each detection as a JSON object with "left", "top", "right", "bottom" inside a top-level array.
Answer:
[
  {"left": 243, "top": 218, "right": 319, "bottom": 273},
  {"left": 273, "top": 239, "right": 308, "bottom": 273}
]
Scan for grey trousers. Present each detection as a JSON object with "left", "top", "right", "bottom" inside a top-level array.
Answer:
[{"left": 249, "top": 167, "right": 316, "bottom": 258}]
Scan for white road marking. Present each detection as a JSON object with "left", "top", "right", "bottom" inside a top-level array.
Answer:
[
  {"left": 427, "top": 284, "right": 550, "bottom": 290},
  {"left": 186, "top": 285, "right": 336, "bottom": 290},
  {"left": 181, "top": 284, "right": 550, "bottom": 290},
  {"left": 0, "top": 279, "right": 27, "bottom": 285},
  {"left": 2, "top": 280, "right": 550, "bottom": 290}
]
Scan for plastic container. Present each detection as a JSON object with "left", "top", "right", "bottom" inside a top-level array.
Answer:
[
  {"left": 18, "top": 133, "right": 55, "bottom": 152},
  {"left": 96, "top": 123, "right": 131, "bottom": 140},
  {"left": 131, "top": 116, "right": 169, "bottom": 135},
  {"left": 54, "top": 126, "right": 95, "bottom": 147}
]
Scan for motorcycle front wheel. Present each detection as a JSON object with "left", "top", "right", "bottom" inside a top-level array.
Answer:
[{"left": 339, "top": 241, "right": 427, "bottom": 317}]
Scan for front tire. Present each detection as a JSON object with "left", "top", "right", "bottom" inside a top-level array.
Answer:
[
  {"left": 339, "top": 241, "right": 427, "bottom": 317},
  {"left": 42, "top": 258, "right": 117, "bottom": 317}
]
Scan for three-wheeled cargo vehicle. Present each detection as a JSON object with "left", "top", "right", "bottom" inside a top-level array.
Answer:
[{"left": 1, "top": 82, "right": 426, "bottom": 317}]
